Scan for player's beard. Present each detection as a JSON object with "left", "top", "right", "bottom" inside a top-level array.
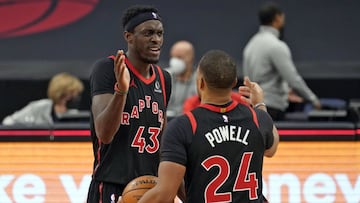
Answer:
[
  {"left": 139, "top": 51, "right": 160, "bottom": 64},
  {"left": 142, "top": 57, "right": 159, "bottom": 64}
]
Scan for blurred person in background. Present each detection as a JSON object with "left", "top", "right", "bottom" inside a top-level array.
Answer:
[
  {"left": 242, "top": 2, "right": 321, "bottom": 121},
  {"left": 2, "top": 72, "right": 84, "bottom": 126},
  {"left": 165, "top": 40, "right": 197, "bottom": 118}
]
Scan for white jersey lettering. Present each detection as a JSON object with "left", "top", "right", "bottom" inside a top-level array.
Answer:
[{"left": 205, "top": 125, "right": 250, "bottom": 147}]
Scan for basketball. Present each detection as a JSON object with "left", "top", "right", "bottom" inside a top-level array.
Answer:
[{"left": 121, "top": 175, "right": 158, "bottom": 203}]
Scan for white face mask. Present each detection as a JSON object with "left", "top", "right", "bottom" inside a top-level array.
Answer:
[{"left": 166, "top": 57, "right": 186, "bottom": 75}]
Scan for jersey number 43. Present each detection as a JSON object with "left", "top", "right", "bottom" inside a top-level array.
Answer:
[
  {"left": 201, "top": 152, "right": 259, "bottom": 203},
  {"left": 131, "top": 126, "right": 161, "bottom": 153}
]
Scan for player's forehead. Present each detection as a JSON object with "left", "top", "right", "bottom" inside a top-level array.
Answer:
[{"left": 134, "top": 20, "right": 163, "bottom": 32}]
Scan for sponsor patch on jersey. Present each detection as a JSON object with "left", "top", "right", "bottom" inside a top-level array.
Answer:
[
  {"left": 154, "top": 80, "right": 162, "bottom": 93},
  {"left": 130, "top": 78, "right": 137, "bottom": 88}
]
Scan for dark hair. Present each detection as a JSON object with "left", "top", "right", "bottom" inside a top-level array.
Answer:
[
  {"left": 258, "top": 2, "right": 283, "bottom": 25},
  {"left": 122, "top": 5, "right": 159, "bottom": 32},
  {"left": 198, "top": 50, "right": 237, "bottom": 89}
]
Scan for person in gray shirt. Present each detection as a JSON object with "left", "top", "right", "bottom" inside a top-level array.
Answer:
[{"left": 243, "top": 2, "right": 321, "bottom": 121}]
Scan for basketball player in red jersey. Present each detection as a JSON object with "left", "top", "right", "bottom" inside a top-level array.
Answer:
[
  {"left": 139, "top": 50, "right": 279, "bottom": 203},
  {"left": 86, "top": 5, "right": 172, "bottom": 203}
]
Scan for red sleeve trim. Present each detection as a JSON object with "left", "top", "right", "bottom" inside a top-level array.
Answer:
[
  {"left": 248, "top": 107, "right": 259, "bottom": 128},
  {"left": 156, "top": 66, "right": 167, "bottom": 106}
]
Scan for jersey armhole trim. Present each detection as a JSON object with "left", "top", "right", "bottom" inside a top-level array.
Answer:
[
  {"left": 248, "top": 106, "right": 259, "bottom": 128},
  {"left": 156, "top": 66, "right": 167, "bottom": 106},
  {"left": 185, "top": 111, "right": 197, "bottom": 134}
]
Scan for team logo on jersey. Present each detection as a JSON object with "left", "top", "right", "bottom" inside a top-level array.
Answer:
[
  {"left": 222, "top": 115, "right": 229, "bottom": 123},
  {"left": 130, "top": 78, "right": 137, "bottom": 88},
  {"left": 154, "top": 81, "right": 162, "bottom": 93}
]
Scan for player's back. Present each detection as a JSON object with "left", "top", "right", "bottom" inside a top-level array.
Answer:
[{"left": 185, "top": 101, "right": 266, "bottom": 203}]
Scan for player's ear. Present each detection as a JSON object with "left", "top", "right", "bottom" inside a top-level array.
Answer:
[
  {"left": 199, "top": 77, "right": 205, "bottom": 90},
  {"left": 231, "top": 78, "right": 238, "bottom": 88},
  {"left": 124, "top": 31, "right": 133, "bottom": 44}
]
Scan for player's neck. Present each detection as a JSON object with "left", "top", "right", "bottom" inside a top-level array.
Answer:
[
  {"left": 126, "top": 52, "right": 152, "bottom": 78},
  {"left": 201, "top": 90, "right": 232, "bottom": 106}
]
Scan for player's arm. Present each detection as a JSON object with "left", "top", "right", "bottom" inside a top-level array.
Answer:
[
  {"left": 239, "top": 76, "right": 279, "bottom": 157},
  {"left": 138, "top": 161, "right": 186, "bottom": 203},
  {"left": 92, "top": 50, "right": 130, "bottom": 144},
  {"left": 258, "top": 112, "right": 279, "bottom": 157}
]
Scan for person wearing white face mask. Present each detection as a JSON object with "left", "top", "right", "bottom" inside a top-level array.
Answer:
[{"left": 165, "top": 40, "right": 197, "bottom": 118}]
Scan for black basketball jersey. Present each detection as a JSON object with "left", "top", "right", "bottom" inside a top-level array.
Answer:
[
  {"left": 89, "top": 56, "right": 171, "bottom": 190},
  {"left": 161, "top": 101, "right": 274, "bottom": 203}
]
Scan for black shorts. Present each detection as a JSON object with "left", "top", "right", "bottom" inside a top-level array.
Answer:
[{"left": 87, "top": 179, "right": 126, "bottom": 203}]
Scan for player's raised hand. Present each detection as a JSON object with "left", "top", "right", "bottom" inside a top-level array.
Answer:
[
  {"left": 114, "top": 50, "right": 130, "bottom": 93},
  {"left": 238, "top": 76, "right": 264, "bottom": 106}
]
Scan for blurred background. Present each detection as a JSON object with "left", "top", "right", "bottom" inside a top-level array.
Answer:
[{"left": 0, "top": 0, "right": 359, "bottom": 120}]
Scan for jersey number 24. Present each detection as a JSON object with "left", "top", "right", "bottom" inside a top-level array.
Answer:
[{"left": 201, "top": 152, "right": 259, "bottom": 202}]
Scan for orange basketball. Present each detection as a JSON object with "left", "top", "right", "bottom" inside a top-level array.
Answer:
[{"left": 121, "top": 175, "right": 158, "bottom": 203}]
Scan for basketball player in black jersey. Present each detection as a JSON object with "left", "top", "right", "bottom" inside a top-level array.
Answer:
[
  {"left": 139, "top": 50, "right": 279, "bottom": 203},
  {"left": 86, "top": 5, "right": 172, "bottom": 203}
]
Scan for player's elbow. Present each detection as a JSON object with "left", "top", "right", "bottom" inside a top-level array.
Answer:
[
  {"left": 98, "top": 135, "right": 113, "bottom": 144},
  {"left": 95, "top": 124, "right": 115, "bottom": 144},
  {"left": 264, "top": 148, "right": 277, "bottom": 157},
  {"left": 264, "top": 126, "right": 279, "bottom": 158},
  {"left": 94, "top": 117, "right": 120, "bottom": 144}
]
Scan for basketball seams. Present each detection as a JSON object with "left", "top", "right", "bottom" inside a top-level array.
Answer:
[
  {"left": 122, "top": 175, "right": 158, "bottom": 202},
  {"left": 122, "top": 187, "right": 154, "bottom": 195}
]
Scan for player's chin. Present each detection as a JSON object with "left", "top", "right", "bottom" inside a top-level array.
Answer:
[{"left": 143, "top": 56, "right": 160, "bottom": 64}]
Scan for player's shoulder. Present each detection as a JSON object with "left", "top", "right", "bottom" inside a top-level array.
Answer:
[
  {"left": 90, "top": 56, "right": 115, "bottom": 76},
  {"left": 163, "top": 67, "right": 171, "bottom": 80},
  {"left": 93, "top": 56, "right": 114, "bottom": 68},
  {"left": 168, "top": 114, "right": 192, "bottom": 128},
  {"left": 155, "top": 65, "right": 171, "bottom": 81}
]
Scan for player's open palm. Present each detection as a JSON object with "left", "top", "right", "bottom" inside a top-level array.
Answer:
[{"left": 114, "top": 50, "right": 130, "bottom": 92}]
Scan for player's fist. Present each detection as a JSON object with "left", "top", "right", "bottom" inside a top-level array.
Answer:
[{"left": 114, "top": 50, "right": 130, "bottom": 93}]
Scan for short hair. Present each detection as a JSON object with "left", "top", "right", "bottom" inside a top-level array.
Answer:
[
  {"left": 47, "top": 72, "right": 84, "bottom": 104},
  {"left": 122, "top": 5, "right": 160, "bottom": 32},
  {"left": 198, "top": 50, "right": 237, "bottom": 89},
  {"left": 258, "top": 2, "right": 283, "bottom": 25}
]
